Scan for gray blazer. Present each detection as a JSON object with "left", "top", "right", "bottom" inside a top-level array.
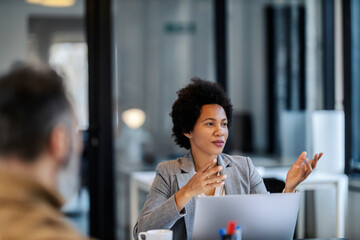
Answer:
[{"left": 133, "top": 151, "right": 267, "bottom": 240}]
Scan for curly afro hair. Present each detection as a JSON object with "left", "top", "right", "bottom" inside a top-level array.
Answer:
[{"left": 170, "top": 78, "right": 233, "bottom": 149}]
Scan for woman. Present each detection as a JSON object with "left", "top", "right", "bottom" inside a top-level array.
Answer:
[{"left": 133, "top": 78, "right": 322, "bottom": 240}]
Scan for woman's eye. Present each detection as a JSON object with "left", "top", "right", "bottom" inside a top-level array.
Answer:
[
  {"left": 222, "top": 122, "right": 228, "bottom": 127},
  {"left": 205, "top": 122, "right": 213, "bottom": 126}
]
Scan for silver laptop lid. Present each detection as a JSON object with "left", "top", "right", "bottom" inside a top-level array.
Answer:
[{"left": 192, "top": 193, "right": 300, "bottom": 240}]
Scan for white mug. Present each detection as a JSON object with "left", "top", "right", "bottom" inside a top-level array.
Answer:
[{"left": 138, "top": 229, "right": 173, "bottom": 240}]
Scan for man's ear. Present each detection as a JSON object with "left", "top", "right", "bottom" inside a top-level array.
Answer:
[{"left": 48, "top": 124, "right": 69, "bottom": 164}]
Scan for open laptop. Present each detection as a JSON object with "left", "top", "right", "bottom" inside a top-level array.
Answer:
[{"left": 192, "top": 193, "right": 300, "bottom": 240}]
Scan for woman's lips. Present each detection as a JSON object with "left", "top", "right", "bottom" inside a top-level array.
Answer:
[{"left": 212, "top": 140, "right": 224, "bottom": 147}]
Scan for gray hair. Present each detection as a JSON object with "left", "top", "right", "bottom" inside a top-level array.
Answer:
[{"left": 0, "top": 65, "right": 73, "bottom": 161}]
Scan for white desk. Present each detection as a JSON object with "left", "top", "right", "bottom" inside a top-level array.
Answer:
[
  {"left": 129, "top": 169, "right": 348, "bottom": 238},
  {"left": 257, "top": 168, "right": 348, "bottom": 238}
]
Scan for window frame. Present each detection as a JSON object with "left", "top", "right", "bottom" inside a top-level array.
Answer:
[{"left": 343, "top": 0, "right": 360, "bottom": 175}]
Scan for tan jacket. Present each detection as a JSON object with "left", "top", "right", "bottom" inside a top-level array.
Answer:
[{"left": 0, "top": 167, "right": 88, "bottom": 240}]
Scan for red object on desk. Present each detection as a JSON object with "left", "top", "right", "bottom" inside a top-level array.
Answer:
[{"left": 226, "top": 221, "right": 236, "bottom": 235}]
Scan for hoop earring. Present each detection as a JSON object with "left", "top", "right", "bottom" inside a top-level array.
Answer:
[{"left": 184, "top": 133, "right": 192, "bottom": 139}]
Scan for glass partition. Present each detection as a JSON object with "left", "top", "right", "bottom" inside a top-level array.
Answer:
[
  {"left": 112, "top": 0, "right": 214, "bottom": 238},
  {"left": 227, "top": 0, "right": 325, "bottom": 165},
  {"left": 112, "top": 0, "right": 339, "bottom": 239}
]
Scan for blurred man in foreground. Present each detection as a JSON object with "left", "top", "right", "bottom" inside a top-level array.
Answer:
[{"left": 0, "top": 65, "right": 88, "bottom": 240}]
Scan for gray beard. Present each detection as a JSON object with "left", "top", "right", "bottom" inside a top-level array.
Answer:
[{"left": 57, "top": 145, "right": 81, "bottom": 203}]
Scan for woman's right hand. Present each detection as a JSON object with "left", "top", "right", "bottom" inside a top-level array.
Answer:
[{"left": 174, "top": 159, "right": 227, "bottom": 212}]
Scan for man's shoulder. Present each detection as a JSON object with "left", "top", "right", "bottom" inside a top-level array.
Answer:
[{"left": 0, "top": 200, "right": 88, "bottom": 240}]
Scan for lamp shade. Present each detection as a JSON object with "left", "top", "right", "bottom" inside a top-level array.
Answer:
[{"left": 121, "top": 108, "right": 146, "bottom": 129}]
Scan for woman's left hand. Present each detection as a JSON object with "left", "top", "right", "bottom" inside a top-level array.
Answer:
[{"left": 284, "top": 152, "right": 323, "bottom": 193}]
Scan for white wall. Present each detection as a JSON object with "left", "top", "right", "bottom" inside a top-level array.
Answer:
[{"left": 0, "top": 0, "right": 84, "bottom": 73}]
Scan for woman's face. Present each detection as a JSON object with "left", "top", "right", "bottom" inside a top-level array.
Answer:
[{"left": 187, "top": 104, "right": 229, "bottom": 158}]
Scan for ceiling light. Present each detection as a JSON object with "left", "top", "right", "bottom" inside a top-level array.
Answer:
[
  {"left": 26, "top": 0, "right": 43, "bottom": 3},
  {"left": 26, "top": 0, "right": 76, "bottom": 7}
]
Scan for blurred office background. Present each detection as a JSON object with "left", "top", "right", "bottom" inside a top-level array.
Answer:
[{"left": 1, "top": 0, "right": 360, "bottom": 239}]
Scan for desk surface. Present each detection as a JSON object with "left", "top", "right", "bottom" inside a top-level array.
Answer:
[
  {"left": 130, "top": 168, "right": 348, "bottom": 189},
  {"left": 296, "top": 238, "right": 348, "bottom": 240}
]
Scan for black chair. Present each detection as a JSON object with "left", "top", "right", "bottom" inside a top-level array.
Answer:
[{"left": 263, "top": 177, "right": 286, "bottom": 193}]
